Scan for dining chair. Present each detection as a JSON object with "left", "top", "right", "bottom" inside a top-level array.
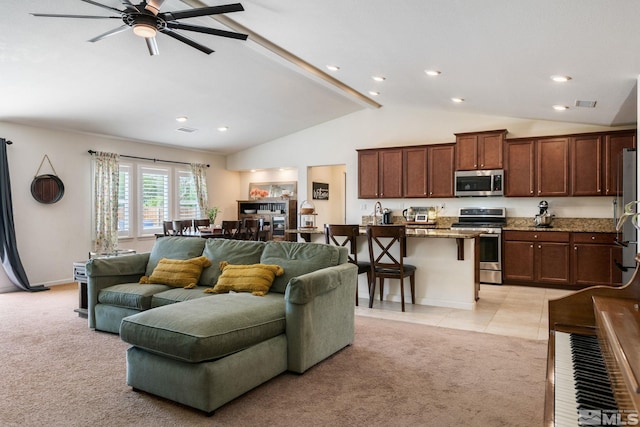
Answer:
[
  {"left": 172, "top": 219, "right": 192, "bottom": 236},
  {"left": 366, "top": 224, "right": 416, "bottom": 312},
  {"left": 325, "top": 224, "right": 371, "bottom": 306},
  {"left": 257, "top": 219, "right": 270, "bottom": 241},
  {"left": 162, "top": 220, "right": 175, "bottom": 236},
  {"left": 192, "top": 218, "right": 210, "bottom": 232},
  {"left": 239, "top": 218, "right": 260, "bottom": 240},
  {"left": 220, "top": 220, "right": 241, "bottom": 239}
]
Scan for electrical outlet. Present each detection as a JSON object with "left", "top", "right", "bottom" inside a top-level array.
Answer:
[
  {"left": 439, "top": 202, "right": 446, "bottom": 210},
  {"left": 360, "top": 204, "right": 368, "bottom": 211}
]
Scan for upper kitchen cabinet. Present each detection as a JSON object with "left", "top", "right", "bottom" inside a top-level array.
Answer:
[
  {"left": 571, "top": 134, "right": 602, "bottom": 196},
  {"left": 403, "top": 146, "right": 428, "bottom": 198},
  {"left": 604, "top": 130, "right": 636, "bottom": 196},
  {"left": 402, "top": 144, "right": 455, "bottom": 198},
  {"left": 427, "top": 144, "right": 455, "bottom": 198},
  {"left": 504, "top": 139, "right": 535, "bottom": 196},
  {"left": 455, "top": 129, "right": 507, "bottom": 171},
  {"left": 505, "top": 137, "right": 569, "bottom": 197},
  {"left": 357, "top": 148, "right": 403, "bottom": 199},
  {"left": 537, "top": 137, "right": 570, "bottom": 197},
  {"left": 570, "top": 130, "right": 635, "bottom": 196}
]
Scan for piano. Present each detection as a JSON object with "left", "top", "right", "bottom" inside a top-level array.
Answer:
[{"left": 545, "top": 255, "right": 640, "bottom": 426}]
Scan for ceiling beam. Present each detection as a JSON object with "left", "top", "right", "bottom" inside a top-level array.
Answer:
[{"left": 179, "top": 0, "right": 382, "bottom": 109}]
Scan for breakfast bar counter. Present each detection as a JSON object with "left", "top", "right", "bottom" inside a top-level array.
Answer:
[{"left": 286, "top": 226, "right": 482, "bottom": 310}]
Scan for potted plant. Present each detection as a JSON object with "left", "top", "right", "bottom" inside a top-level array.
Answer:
[{"left": 206, "top": 207, "right": 220, "bottom": 225}]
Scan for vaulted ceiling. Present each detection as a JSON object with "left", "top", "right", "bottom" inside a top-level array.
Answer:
[{"left": 2, "top": 0, "right": 638, "bottom": 154}]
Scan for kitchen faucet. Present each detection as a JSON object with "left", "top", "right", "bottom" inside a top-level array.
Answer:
[{"left": 373, "top": 201, "right": 383, "bottom": 225}]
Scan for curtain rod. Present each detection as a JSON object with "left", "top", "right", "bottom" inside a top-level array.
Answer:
[{"left": 87, "top": 150, "right": 209, "bottom": 167}]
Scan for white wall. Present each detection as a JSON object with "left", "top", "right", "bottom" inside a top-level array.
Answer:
[
  {"left": 0, "top": 121, "right": 240, "bottom": 292},
  {"left": 227, "top": 105, "right": 636, "bottom": 222}
]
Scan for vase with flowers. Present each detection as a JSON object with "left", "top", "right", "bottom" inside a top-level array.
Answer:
[
  {"left": 206, "top": 207, "right": 220, "bottom": 225},
  {"left": 250, "top": 188, "right": 269, "bottom": 200}
]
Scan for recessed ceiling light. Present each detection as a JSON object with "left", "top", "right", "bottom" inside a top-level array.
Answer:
[
  {"left": 176, "top": 116, "right": 188, "bottom": 122},
  {"left": 326, "top": 65, "right": 340, "bottom": 71},
  {"left": 451, "top": 97, "right": 464, "bottom": 103},
  {"left": 425, "top": 70, "right": 441, "bottom": 76},
  {"left": 368, "top": 91, "right": 380, "bottom": 96},
  {"left": 551, "top": 75, "right": 572, "bottom": 82},
  {"left": 553, "top": 105, "right": 569, "bottom": 111},
  {"left": 372, "top": 76, "right": 386, "bottom": 82},
  {"left": 217, "top": 126, "right": 229, "bottom": 132}
]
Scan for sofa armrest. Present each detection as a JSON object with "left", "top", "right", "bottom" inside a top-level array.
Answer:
[
  {"left": 284, "top": 262, "right": 357, "bottom": 373},
  {"left": 85, "top": 253, "right": 150, "bottom": 329}
]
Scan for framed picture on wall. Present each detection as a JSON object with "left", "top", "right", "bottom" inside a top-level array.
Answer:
[
  {"left": 312, "top": 182, "right": 329, "bottom": 200},
  {"left": 249, "top": 181, "right": 297, "bottom": 199}
]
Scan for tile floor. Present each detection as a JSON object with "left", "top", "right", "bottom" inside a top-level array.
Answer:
[{"left": 355, "top": 284, "right": 573, "bottom": 341}]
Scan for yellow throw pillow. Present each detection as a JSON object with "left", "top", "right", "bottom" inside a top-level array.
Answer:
[
  {"left": 205, "top": 261, "right": 284, "bottom": 296},
  {"left": 140, "top": 256, "right": 212, "bottom": 289}
]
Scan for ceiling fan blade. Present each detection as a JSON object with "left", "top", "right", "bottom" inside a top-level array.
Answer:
[
  {"left": 88, "top": 25, "right": 131, "bottom": 42},
  {"left": 161, "top": 4, "right": 244, "bottom": 21},
  {"left": 145, "top": 37, "right": 159, "bottom": 56},
  {"left": 80, "top": 0, "right": 125, "bottom": 14},
  {"left": 165, "top": 22, "right": 248, "bottom": 40},
  {"left": 31, "top": 13, "right": 120, "bottom": 19},
  {"left": 160, "top": 28, "right": 213, "bottom": 54}
]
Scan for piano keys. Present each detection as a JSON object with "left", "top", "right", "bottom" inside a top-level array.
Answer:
[{"left": 544, "top": 254, "right": 640, "bottom": 427}]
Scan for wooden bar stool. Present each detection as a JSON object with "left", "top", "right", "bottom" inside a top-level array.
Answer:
[
  {"left": 366, "top": 224, "right": 416, "bottom": 312},
  {"left": 325, "top": 224, "right": 371, "bottom": 305}
]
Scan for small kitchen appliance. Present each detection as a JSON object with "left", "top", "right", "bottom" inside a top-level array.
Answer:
[
  {"left": 382, "top": 208, "right": 393, "bottom": 224},
  {"left": 534, "top": 200, "right": 553, "bottom": 227},
  {"left": 404, "top": 207, "right": 436, "bottom": 223}
]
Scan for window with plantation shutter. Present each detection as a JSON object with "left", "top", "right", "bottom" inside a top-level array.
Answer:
[
  {"left": 178, "top": 170, "right": 201, "bottom": 219},
  {"left": 140, "top": 166, "right": 170, "bottom": 234},
  {"left": 117, "top": 164, "right": 132, "bottom": 238}
]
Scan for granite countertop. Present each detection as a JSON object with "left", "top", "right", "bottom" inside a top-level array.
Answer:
[
  {"left": 285, "top": 227, "right": 481, "bottom": 239},
  {"left": 503, "top": 217, "right": 618, "bottom": 233}
]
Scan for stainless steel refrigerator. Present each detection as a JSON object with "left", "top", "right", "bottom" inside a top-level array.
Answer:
[{"left": 616, "top": 148, "right": 637, "bottom": 284}]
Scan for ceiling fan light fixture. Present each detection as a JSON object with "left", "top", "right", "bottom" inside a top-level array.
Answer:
[{"left": 133, "top": 23, "right": 157, "bottom": 38}]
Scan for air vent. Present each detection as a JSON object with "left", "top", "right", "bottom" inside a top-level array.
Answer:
[
  {"left": 176, "top": 127, "right": 197, "bottom": 133},
  {"left": 574, "top": 100, "right": 597, "bottom": 108}
]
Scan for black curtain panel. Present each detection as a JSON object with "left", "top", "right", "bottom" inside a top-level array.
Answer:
[{"left": 0, "top": 138, "right": 48, "bottom": 292}]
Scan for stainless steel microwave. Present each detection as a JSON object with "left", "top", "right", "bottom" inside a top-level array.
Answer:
[{"left": 454, "top": 169, "right": 504, "bottom": 197}]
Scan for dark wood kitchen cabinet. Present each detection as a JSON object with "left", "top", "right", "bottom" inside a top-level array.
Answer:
[
  {"left": 357, "top": 150, "right": 379, "bottom": 199},
  {"left": 604, "top": 131, "right": 636, "bottom": 195},
  {"left": 455, "top": 129, "right": 506, "bottom": 171},
  {"left": 571, "top": 134, "right": 602, "bottom": 196},
  {"left": 504, "top": 139, "right": 536, "bottom": 196},
  {"left": 403, "top": 146, "right": 428, "bottom": 197},
  {"left": 357, "top": 148, "right": 403, "bottom": 199},
  {"left": 505, "top": 137, "right": 569, "bottom": 197},
  {"left": 537, "top": 137, "right": 570, "bottom": 197},
  {"left": 572, "top": 233, "right": 622, "bottom": 286},
  {"left": 427, "top": 144, "right": 455, "bottom": 197},
  {"left": 569, "top": 131, "right": 635, "bottom": 196},
  {"left": 503, "top": 231, "right": 571, "bottom": 286},
  {"left": 403, "top": 144, "right": 455, "bottom": 198}
]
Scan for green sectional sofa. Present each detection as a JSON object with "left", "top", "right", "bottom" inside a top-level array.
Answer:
[{"left": 85, "top": 237, "right": 357, "bottom": 414}]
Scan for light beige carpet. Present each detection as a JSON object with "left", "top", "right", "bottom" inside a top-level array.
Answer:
[{"left": 0, "top": 284, "right": 546, "bottom": 426}]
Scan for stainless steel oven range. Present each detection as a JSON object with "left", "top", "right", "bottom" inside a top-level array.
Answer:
[{"left": 451, "top": 207, "right": 506, "bottom": 285}]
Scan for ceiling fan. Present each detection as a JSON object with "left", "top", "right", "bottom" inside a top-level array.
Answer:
[{"left": 32, "top": 0, "right": 248, "bottom": 55}]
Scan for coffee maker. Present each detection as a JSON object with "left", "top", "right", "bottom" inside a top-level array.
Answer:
[{"left": 534, "top": 200, "right": 553, "bottom": 227}]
